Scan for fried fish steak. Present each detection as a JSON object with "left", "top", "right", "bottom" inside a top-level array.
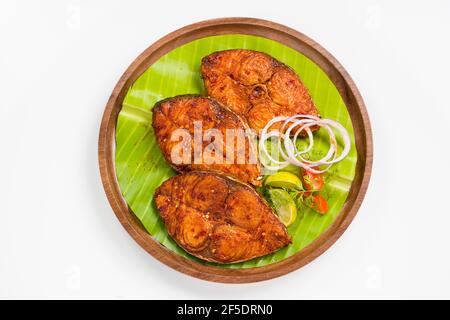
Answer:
[
  {"left": 201, "top": 49, "right": 320, "bottom": 133},
  {"left": 152, "top": 95, "right": 262, "bottom": 186},
  {"left": 154, "top": 172, "right": 292, "bottom": 263}
]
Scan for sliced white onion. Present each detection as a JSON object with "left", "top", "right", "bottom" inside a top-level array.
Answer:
[
  {"left": 317, "top": 118, "right": 351, "bottom": 165},
  {"left": 286, "top": 120, "right": 336, "bottom": 165},
  {"left": 259, "top": 123, "right": 290, "bottom": 171},
  {"left": 258, "top": 114, "right": 351, "bottom": 174},
  {"left": 280, "top": 119, "right": 315, "bottom": 160}
]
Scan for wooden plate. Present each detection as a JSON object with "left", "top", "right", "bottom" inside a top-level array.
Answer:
[{"left": 98, "top": 17, "right": 373, "bottom": 283}]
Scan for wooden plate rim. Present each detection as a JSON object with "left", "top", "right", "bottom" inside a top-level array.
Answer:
[{"left": 98, "top": 17, "right": 373, "bottom": 283}]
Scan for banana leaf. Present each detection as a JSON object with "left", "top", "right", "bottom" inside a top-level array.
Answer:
[{"left": 115, "top": 34, "right": 357, "bottom": 268}]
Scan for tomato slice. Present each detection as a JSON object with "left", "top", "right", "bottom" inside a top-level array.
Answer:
[
  {"left": 301, "top": 167, "right": 324, "bottom": 191},
  {"left": 300, "top": 168, "right": 328, "bottom": 214},
  {"left": 310, "top": 194, "right": 328, "bottom": 214}
]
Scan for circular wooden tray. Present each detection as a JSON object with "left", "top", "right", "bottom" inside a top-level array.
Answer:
[{"left": 98, "top": 17, "right": 373, "bottom": 283}]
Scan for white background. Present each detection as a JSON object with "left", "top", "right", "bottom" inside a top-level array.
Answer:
[{"left": 1, "top": 0, "right": 449, "bottom": 299}]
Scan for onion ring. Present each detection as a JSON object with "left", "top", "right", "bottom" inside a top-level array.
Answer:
[{"left": 258, "top": 114, "right": 351, "bottom": 174}]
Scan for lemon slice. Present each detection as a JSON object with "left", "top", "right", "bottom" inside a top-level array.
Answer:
[
  {"left": 267, "top": 189, "right": 297, "bottom": 227},
  {"left": 264, "top": 171, "right": 302, "bottom": 189}
]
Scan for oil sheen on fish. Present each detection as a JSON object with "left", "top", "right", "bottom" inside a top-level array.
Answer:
[
  {"left": 154, "top": 171, "right": 292, "bottom": 263},
  {"left": 152, "top": 95, "right": 262, "bottom": 186},
  {"left": 201, "top": 49, "right": 320, "bottom": 133}
]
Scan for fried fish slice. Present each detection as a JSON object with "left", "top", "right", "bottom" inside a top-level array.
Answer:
[
  {"left": 154, "top": 172, "right": 292, "bottom": 263},
  {"left": 201, "top": 49, "right": 320, "bottom": 133},
  {"left": 152, "top": 95, "right": 262, "bottom": 186}
]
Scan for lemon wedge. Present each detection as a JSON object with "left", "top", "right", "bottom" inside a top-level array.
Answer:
[
  {"left": 264, "top": 171, "right": 302, "bottom": 189},
  {"left": 267, "top": 189, "right": 297, "bottom": 227}
]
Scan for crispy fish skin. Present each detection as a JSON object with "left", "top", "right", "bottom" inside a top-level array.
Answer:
[
  {"left": 154, "top": 172, "right": 292, "bottom": 263},
  {"left": 201, "top": 49, "right": 320, "bottom": 133},
  {"left": 152, "top": 95, "right": 262, "bottom": 186}
]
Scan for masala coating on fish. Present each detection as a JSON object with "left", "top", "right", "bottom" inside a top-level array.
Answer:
[
  {"left": 152, "top": 95, "right": 262, "bottom": 186},
  {"left": 201, "top": 49, "right": 320, "bottom": 133},
  {"left": 154, "top": 172, "right": 292, "bottom": 263}
]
